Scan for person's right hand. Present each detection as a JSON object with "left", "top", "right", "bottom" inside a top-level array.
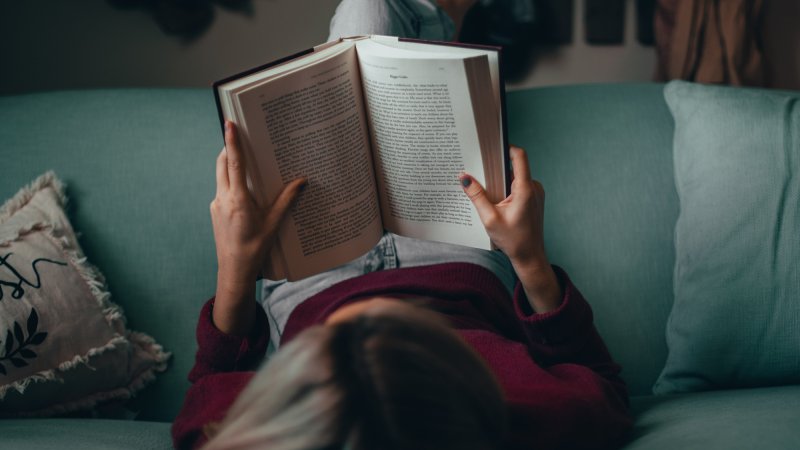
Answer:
[
  {"left": 210, "top": 121, "right": 306, "bottom": 334},
  {"left": 460, "top": 146, "right": 562, "bottom": 313}
]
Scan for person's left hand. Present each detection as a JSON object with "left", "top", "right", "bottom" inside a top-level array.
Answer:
[
  {"left": 459, "top": 146, "right": 546, "bottom": 267},
  {"left": 460, "top": 146, "right": 561, "bottom": 313},
  {"left": 210, "top": 121, "right": 306, "bottom": 334}
]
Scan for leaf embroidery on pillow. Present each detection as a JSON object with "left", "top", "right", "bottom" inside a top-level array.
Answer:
[
  {"left": 0, "top": 252, "right": 67, "bottom": 301},
  {"left": 0, "top": 308, "right": 48, "bottom": 376}
]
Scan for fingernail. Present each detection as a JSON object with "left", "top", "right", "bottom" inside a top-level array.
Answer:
[
  {"left": 461, "top": 176, "right": 471, "bottom": 188},
  {"left": 225, "top": 121, "right": 232, "bottom": 133}
]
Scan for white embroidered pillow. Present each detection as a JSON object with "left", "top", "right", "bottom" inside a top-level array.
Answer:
[{"left": 0, "top": 172, "right": 170, "bottom": 417}]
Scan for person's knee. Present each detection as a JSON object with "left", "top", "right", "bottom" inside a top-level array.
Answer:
[{"left": 329, "top": 0, "right": 393, "bottom": 41}]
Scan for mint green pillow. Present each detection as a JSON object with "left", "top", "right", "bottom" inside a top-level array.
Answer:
[{"left": 654, "top": 81, "right": 800, "bottom": 395}]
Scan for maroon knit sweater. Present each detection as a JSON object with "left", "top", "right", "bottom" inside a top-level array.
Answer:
[{"left": 172, "top": 263, "right": 632, "bottom": 449}]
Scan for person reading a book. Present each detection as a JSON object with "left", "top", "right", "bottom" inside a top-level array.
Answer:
[{"left": 170, "top": 122, "right": 632, "bottom": 449}]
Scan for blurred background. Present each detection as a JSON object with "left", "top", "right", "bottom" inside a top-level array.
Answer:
[{"left": 0, "top": 0, "right": 797, "bottom": 95}]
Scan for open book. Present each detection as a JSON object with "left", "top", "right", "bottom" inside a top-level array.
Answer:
[{"left": 214, "top": 35, "right": 509, "bottom": 281}]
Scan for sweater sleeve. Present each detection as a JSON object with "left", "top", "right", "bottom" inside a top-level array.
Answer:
[
  {"left": 512, "top": 267, "right": 626, "bottom": 393},
  {"left": 510, "top": 266, "right": 632, "bottom": 449},
  {"left": 187, "top": 297, "right": 270, "bottom": 382},
  {"left": 171, "top": 298, "right": 269, "bottom": 449}
]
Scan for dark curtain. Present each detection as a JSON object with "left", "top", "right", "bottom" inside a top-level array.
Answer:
[{"left": 654, "top": 0, "right": 767, "bottom": 86}]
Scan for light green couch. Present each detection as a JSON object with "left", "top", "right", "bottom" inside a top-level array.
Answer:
[{"left": 1, "top": 84, "right": 797, "bottom": 449}]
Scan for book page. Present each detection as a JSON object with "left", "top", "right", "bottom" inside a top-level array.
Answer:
[
  {"left": 355, "top": 40, "right": 493, "bottom": 249},
  {"left": 233, "top": 44, "right": 383, "bottom": 280},
  {"left": 369, "top": 35, "right": 502, "bottom": 115},
  {"left": 364, "top": 36, "right": 506, "bottom": 203}
]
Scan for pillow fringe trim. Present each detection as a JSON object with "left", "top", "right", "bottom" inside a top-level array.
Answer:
[
  {"left": 0, "top": 335, "right": 129, "bottom": 400},
  {"left": 0, "top": 332, "right": 170, "bottom": 415},
  {"left": 55, "top": 227, "right": 127, "bottom": 327},
  {"left": 128, "top": 331, "right": 172, "bottom": 373},
  {"left": 0, "top": 171, "right": 66, "bottom": 222},
  {"left": 0, "top": 336, "right": 170, "bottom": 418}
]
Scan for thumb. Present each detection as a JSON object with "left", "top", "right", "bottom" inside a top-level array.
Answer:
[
  {"left": 265, "top": 177, "right": 307, "bottom": 233},
  {"left": 460, "top": 173, "right": 496, "bottom": 224}
]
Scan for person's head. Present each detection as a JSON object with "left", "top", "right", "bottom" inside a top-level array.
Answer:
[{"left": 203, "top": 297, "right": 508, "bottom": 450}]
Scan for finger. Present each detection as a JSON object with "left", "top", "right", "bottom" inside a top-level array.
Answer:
[
  {"left": 216, "top": 147, "right": 229, "bottom": 196},
  {"left": 510, "top": 146, "right": 531, "bottom": 187},
  {"left": 459, "top": 173, "right": 497, "bottom": 224},
  {"left": 224, "top": 121, "right": 249, "bottom": 193},
  {"left": 265, "top": 178, "right": 308, "bottom": 232}
]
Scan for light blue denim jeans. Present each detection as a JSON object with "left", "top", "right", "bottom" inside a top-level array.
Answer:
[
  {"left": 262, "top": 233, "right": 516, "bottom": 347},
  {"left": 328, "top": 0, "right": 455, "bottom": 41}
]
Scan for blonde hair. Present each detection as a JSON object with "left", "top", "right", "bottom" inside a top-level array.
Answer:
[{"left": 203, "top": 301, "right": 507, "bottom": 450}]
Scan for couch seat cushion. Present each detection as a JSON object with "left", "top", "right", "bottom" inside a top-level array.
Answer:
[
  {"left": 623, "top": 385, "right": 800, "bottom": 449},
  {"left": 0, "top": 418, "right": 172, "bottom": 449}
]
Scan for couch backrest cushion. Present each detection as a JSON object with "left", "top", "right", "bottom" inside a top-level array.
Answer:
[
  {"left": 506, "top": 83, "right": 678, "bottom": 395},
  {"left": 0, "top": 84, "right": 677, "bottom": 420},
  {"left": 1, "top": 89, "right": 221, "bottom": 421}
]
